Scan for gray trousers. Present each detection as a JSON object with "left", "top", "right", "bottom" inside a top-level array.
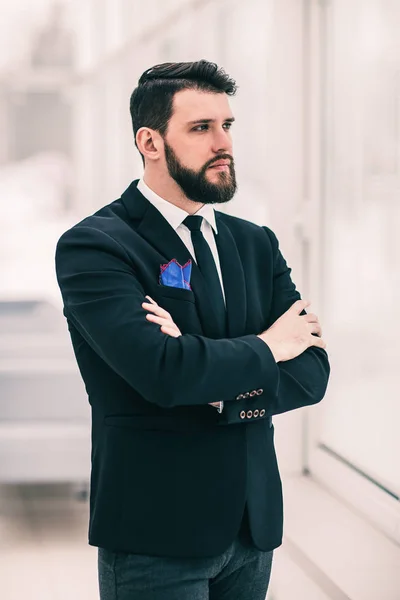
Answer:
[{"left": 98, "top": 536, "right": 274, "bottom": 600}]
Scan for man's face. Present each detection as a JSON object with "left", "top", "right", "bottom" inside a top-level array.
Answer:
[{"left": 162, "top": 89, "right": 237, "bottom": 205}]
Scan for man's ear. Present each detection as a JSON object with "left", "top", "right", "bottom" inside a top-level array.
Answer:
[{"left": 136, "top": 127, "right": 162, "bottom": 162}]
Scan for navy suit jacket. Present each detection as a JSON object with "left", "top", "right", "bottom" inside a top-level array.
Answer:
[{"left": 55, "top": 179, "right": 330, "bottom": 558}]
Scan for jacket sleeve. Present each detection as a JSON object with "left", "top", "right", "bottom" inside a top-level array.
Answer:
[
  {"left": 214, "top": 226, "right": 330, "bottom": 425},
  {"left": 55, "top": 225, "right": 280, "bottom": 410},
  {"left": 219, "top": 227, "right": 330, "bottom": 425},
  {"left": 263, "top": 225, "right": 330, "bottom": 415}
]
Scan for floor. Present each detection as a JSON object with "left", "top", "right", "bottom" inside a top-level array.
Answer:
[
  {"left": 0, "top": 482, "right": 332, "bottom": 600},
  {"left": 0, "top": 483, "right": 97, "bottom": 600}
]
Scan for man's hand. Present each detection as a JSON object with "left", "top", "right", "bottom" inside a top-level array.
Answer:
[
  {"left": 142, "top": 296, "right": 182, "bottom": 338},
  {"left": 258, "top": 299, "right": 326, "bottom": 362}
]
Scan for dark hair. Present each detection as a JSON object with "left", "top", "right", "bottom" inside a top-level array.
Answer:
[{"left": 129, "top": 60, "right": 237, "bottom": 164}]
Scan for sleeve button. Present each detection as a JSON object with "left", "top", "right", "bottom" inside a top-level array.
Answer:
[
  {"left": 240, "top": 410, "right": 246, "bottom": 419},
  {"left": 246, "top": 410, "right": 253, "bottom": 418},
  {"left": 253, "top": 409, "right": 259, "bottom": 417},
  {"left": 236, "top": 394, "right": 245, "bottom": 401},
  {"left": 260, "top": 409, "right": 266, "bottom": 417},
  {"left": 250, "top": 390, "right": 257, "bottom": 397},
  {"left": 256, "top": 389, "right": 263, "bottom": 395}
]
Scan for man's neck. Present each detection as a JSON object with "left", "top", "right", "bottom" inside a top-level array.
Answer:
[{"left": 142, "top": 172, "right": 203, "bottom": 215}]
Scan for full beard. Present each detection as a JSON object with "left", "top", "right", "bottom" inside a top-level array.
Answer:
[{"left": 164, "top": 141, "right": 237, "bottom": 205}]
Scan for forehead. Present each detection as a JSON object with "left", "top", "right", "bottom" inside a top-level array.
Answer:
[{"left": 170, "top": 89, "right": 233, "bottom": 124}]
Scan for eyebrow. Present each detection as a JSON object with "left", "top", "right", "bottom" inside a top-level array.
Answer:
[{"left": 187, "top": 117, "right": 235, "bottom": 125}]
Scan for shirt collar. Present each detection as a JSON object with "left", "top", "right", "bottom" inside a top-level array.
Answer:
[{"left": 137, "top": 178, "right": 218, "bottom": 234}]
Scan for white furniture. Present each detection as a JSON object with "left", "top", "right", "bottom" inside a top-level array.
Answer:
[{"left": 0, "top": 299, "right": 90, "bottom": 484}]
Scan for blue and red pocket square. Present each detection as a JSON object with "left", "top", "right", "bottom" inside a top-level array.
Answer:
[{"left": 159, "top": 259, "right": 192, "bottom": 290}]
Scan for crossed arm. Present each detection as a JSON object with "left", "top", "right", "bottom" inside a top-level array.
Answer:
[
  {"left": 55, "top": 224, "right": 330, "bottom": 416},
  {"left": 142, "top": 295, "right": 223, "bottom": 409},
  {"left": 139, "top": 226, "right": 329, "bottom": 417}
]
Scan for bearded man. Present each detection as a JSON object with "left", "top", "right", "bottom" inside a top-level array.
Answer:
[{"left": 55, "top": 60, "right": 330, "bottom": 600}]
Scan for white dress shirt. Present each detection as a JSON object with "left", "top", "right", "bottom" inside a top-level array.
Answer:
[
  {"left": 137, "top": 178, "right": 226, "bottom": 305},
  {"left": 137, "top": 177, "right": 226, "bottom": 412}
]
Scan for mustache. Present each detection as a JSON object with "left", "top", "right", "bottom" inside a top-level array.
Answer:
[{"left": 205, "top": 155, "right": 234, "bottom": 169}]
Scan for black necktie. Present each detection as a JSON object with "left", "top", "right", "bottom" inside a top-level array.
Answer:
[{"left": 183, "top": 215, "right": 227, "bottom": 333}]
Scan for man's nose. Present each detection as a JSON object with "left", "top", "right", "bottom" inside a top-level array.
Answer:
[{"left": 211, "top": 129, "right": 232, "bottom": 154}]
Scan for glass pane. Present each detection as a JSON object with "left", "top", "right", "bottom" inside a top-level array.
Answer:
[{"left": 320, "top": 0, "right": 400, "bottom": 496}]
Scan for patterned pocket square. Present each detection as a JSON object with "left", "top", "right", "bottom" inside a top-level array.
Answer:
[{"left": 159, "top": 259, "right": 192, "bottom": 290}]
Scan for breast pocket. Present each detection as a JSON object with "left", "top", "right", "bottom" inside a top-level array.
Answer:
[
  {"left": 155, "top": 284, "right": 195, "bottom": 303},
  {"left": 153, "top": 284, "right": 202, "bottom": 335}
]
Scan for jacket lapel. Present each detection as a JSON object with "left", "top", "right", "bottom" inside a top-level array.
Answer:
[
  {"left": 121, "top": 181, "right": 247, "bottom": 339},
  {"left": 213, "top": 215, "right": 247, "bottom": 338}
]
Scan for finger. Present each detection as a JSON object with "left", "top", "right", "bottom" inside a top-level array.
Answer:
[
  {"left": 146, "top": 313, "right": 170, "bottom": 326},
  {"left": 309, "top": 322, "right": 322, "bottom": 336},
  {"left": 303, "top": 313, "right": 319, "bottom": 323},
  {"left": 160, "top": 325, "right": 181, "bottom": 337},
  {"left": 145, "top": 296, "right": 158, "bottom": 305},
  {"left": 161, "top": 325, "right": 182, "bottom": 337},
  {"left": 142, "top": 302, "right": 171, "bottom": 319},
  {"left": 142, "top": 302, "right": 158, "bottom": 312},
  {"left": 310, "top": 336, "right": 326, "bottom": 349},
  {"left": 146, "top": 315, "right": 180, "bottom": 337},
  {"left": 292, "top": 299, "right": 311, "bottom": 314}
]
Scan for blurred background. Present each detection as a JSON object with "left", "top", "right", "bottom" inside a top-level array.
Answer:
[{"left": 0, "top": 0, "right": 399, "bottom": 598}]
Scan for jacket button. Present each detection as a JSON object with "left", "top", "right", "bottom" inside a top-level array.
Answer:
[
  {"left": 240, "top": 410, "right": 246, "bottom": 419},
  {"left": 236, "top": 394, "right": 245, "bottom": 400},
  {"left": 246, "top": 410, "right": 253, "bottom": 418},
  {"left": 253, "top": 409, "right": 259, "bottom": 417},
  {"left": 243, "top": 392, "right": 250, "bottom": 398},
  {"left": 260, "top": 409, "right": 266, "bottom": 417},
  {"left": 250, "top": 390, "right": 257, "bottom": 397},
  {"left": 256, "top": 389, "right": 263, "bottom": 395}
]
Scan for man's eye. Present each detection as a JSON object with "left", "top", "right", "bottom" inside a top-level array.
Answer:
[{"left": 192, "top": 123, "right": 233, "bottom": 132}]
